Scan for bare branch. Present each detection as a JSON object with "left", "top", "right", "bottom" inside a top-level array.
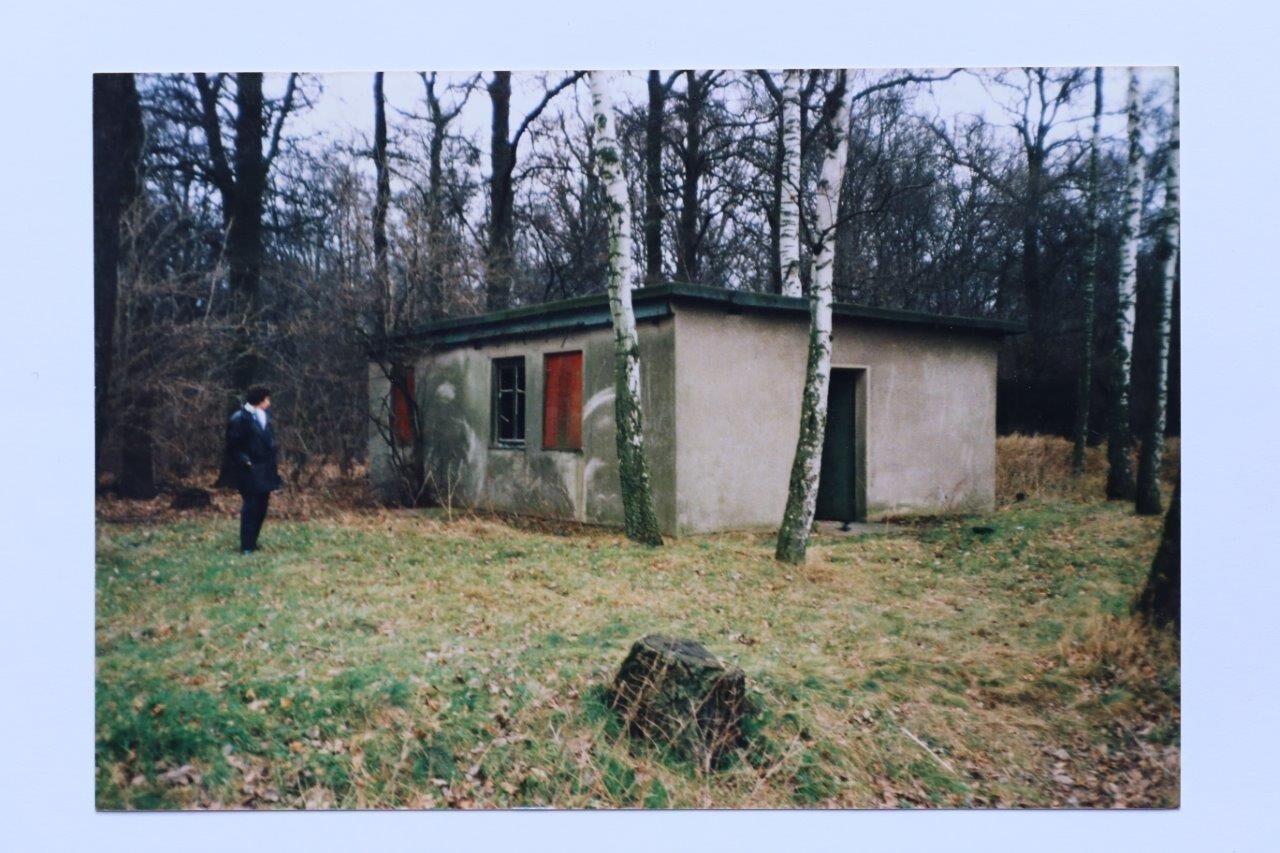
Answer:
[
  {"left": 192, "top": 72, "right": 235, "bottom": 198},
  {"left": 507, "top": 71, "right": 587, "bottom": 175},
  {"left": 265, "top": 72, "right": 299, "bottom": 169}
]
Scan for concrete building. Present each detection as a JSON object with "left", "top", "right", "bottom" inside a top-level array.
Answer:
[{"left": 368, "top": 283, "right": 1021, "bottom": 536}]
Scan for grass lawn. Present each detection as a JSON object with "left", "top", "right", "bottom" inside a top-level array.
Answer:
[{"left": 95, "top": 496, "right": 1178, "bottom": 809}]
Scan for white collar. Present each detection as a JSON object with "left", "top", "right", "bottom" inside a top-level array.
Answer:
[{"left": 243, "top": 403, "right": 267, "bottom": 428}]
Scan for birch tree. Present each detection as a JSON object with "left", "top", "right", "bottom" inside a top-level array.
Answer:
[
  {"left": 776, "top": 71, "right": 851, "bottom": 564},
  {"left": 1136, "top": 70, "right": 1179, "bottom": 516},
  {"left": 590, "top": 70, "right": 664, "bottom": 547},
  {"left": 778, "top": 70, "right": 804, "bottom": 297},
  {"left": 1072, "top": 67, "right": 1103, "bottom": 475},
  {"left": 1106, "top": 70, "right": 1145, "bottom": 500}
]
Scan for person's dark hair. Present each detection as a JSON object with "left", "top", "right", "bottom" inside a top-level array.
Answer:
[{"left": 246, "top": 386, "right": 271, "bottom": 406}]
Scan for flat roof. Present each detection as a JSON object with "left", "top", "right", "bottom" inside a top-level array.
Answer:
[{"left": 373, "top": 282, "right": 1025, "bottom": 354}]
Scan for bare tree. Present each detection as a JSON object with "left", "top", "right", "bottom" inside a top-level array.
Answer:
[
  {"left": 1002, "top": 68, "right": 1087, "bottom": 373},
  {"left": 520, "top": 96, "right": 608, "bottom": 301},
  {"left": 192, "top": 72, "right": 300, "bottom": 391},
  {"left": 776, "top": 70, "right": 851, "bottom": 564},
  {"left": 372, "top": 72, "right": 392, "bottom": 332},
  {"left": 486, "top": 71, "right": 584, "bottom": 310},
  {"left": 590, "top": 70, "right": 664, "bottom": 546},
  {"left": 1072, "top": 68, "right": 1103, "bottom": 475},
  {"left": 93, "top": 73, "right": 145, "bottom": 480},
  {"left": 418, "top": 73, "right": 475, "bottom": 320},
  {"left": 643, "top": 71, "right": 679, "bottom": 282}
]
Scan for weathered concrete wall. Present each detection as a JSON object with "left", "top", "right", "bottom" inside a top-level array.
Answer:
[
  {"left": 672, "top": 304, "right": 997, "bottom": 533},
  {"left": 368, "top": 318, "right": 678, "bottom": 532},
  {"left": 372, "top": 302, "right": 998, "bottom": 536}
]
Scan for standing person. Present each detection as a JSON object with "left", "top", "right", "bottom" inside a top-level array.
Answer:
[{"left": 216, "top": 386, "right": 283, "bottom": 554}]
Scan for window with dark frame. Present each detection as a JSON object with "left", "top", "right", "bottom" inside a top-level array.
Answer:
[
  {"left": 390, "top": 363, "right": 415, "bottom": 447},
  {"left": 492, "top": 357, "right": 526, "bottom": 446},
  {"left": 542, "top": 351, "right": 583, "bottom": 451}
]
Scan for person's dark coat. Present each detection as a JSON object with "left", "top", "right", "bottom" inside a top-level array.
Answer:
[{"left": 216, "top": 408, "right": 283, "bottom": 494}]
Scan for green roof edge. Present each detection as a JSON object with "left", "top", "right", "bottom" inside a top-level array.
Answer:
[{"left": 371, "top": 282, "right": 1025, "bottom": 355}]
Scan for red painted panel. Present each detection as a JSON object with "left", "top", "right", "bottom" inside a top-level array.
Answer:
[
  {"left": 543, "top": 352, "right": 583, "bottom": 451},
  {"left": 392, "top": 364, "right": 415, "bottom": 446}
]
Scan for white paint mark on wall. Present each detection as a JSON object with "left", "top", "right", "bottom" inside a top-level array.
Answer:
[
  {"left": 462, "top": 421, "right": 486, "bottom": 499},
  {"left": 435, "top": 382, "right": 456, "bottom": 401},
  {"left": 583, "top": 387, "right": 616, "bottom": 421},
  {"left": 582, "top": 456, "right": 607, "bottom": 519}
]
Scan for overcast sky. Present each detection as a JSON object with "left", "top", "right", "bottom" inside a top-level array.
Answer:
[{"left": 275, "top": 66, "right": 1175, "bottom": 164}]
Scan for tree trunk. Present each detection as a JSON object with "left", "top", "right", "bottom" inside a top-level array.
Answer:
[
  {"left": 1072, "top": 68, "right": 1103, "bottom": 475},
  {"left": 426, "top": 125, "right": 446, "bottom": 320},
  {"left": 227, "top": 73, "right": 268, "bottom": 391},
  {"left": 776, "top": 71, "right": 850, "bottom": 564},
  {"left": 422, "top": 74, "right": 450, "bottom": 322},
  {"left": 1106, "top": 71, "right": 1145, "bottom": 500},
  {"left": 1021, "top": 147, "right": 1044, "bottom": 373},
  {"left": 372, "top": 72, "right": 392, "bottom": 331},
  {"left": 1136, "top": 71, "right": 1179, "bottom": 516},
  {"left": 118, "top": 287, "right": 158, "bottom": 500},
  {"left": 487, "top": 71, "right": 514, "bottom": 311},
  {"left": 117, "top": 393, "right": 158, "bottom": 499},
  {"left": 1135, "top": 482, "right": 1180, "bottom": 629},
  {"left": 590, "top": 71, "right": 664, "bottom": 547},
  {"left": 93, "top": 73, "right": 143, "bottom": 475},
  {"left": 778, "top": 70, "right": 803, "bottom": 297},
  {"left": 644, "top": 71, "right": 666, "bottom": 284},
  {"left": 767, "top": 126, "right": 783, "bottom": 293},
  {"left": 675, "top": 71, "right": 703, "bottom": 283}
]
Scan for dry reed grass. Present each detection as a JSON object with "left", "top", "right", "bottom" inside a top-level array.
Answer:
[{"left": 996, "top": 434, "right": 1180, "bottom": 506}]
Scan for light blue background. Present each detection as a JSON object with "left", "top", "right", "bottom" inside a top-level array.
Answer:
[{"left": 1, "top": 0, "right": 1276, "bottom": 849}]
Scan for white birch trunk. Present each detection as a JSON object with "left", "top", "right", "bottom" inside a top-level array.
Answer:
[
  {"left": 776, "top": 71, "right": 851, "bottom": 563},
  {"left": 1106, "top": 69, "right": 1145, "bottom": 499},
  {"left": 589, "top": 71, "right": 664, "bottom": 545},
  {"left": 1117, "top": 72, "right": 1145, "bottom": 379},
  {"left": 779, "top": 70, "right": 803, "bottom": 297},
  {"left": 1136, "top": 69, "right": 1179, "bottom": 515}
]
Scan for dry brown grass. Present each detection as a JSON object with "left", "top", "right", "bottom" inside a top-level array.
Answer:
[
  {"left": 96, "top": 465, "right": 385, "bottom": 525},
  {"left": 996, "top": 434, "right": 1180, "bottom": 506}
]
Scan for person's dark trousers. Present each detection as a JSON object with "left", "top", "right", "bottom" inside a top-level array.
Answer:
[{"left": 240, "top": 491, "right": 271, "bottom": 552}]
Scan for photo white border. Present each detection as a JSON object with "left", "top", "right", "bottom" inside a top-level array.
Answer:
[{"left": 3, "top": 0, "right": 1277, "bottom": 849}]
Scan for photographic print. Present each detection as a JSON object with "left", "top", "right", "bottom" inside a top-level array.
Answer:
[{"left": 93, "top": 67, "right": 1179, "bottom": 810}]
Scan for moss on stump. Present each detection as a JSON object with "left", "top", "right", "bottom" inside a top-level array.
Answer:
[{"left": 609, "top": 634, "right": 756, "bottom": 771}]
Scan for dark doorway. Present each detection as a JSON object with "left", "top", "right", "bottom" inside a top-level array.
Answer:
[{"left": 816, "top": 368, "right": 862, "bottom": 523}]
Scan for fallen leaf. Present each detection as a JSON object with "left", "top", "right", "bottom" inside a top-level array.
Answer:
[{"left": 160, "top": 764, "right": 200, "bottom": 786}]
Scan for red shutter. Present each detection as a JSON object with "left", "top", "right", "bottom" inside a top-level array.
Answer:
[
  {"left": 392, "top": 364, "right": 415, "bottom": 446},
  {"left": 543, "top": 352, "right": 583, "bottom": 450}
]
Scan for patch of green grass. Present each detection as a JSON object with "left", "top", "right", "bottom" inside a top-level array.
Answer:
[
  {"left": 643, "top": 778, "right": 670, "bottom": 808},
  {"left": 791, "top": 750, "right": 841, "bottom": 805}
]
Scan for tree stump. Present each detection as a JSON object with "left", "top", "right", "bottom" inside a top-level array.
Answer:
[
  {"left": 609, "top": 634, "right": 755, "bottom": 771},
  {"left": 171, "top": 487, "right": 213, "bottom": 510}
]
